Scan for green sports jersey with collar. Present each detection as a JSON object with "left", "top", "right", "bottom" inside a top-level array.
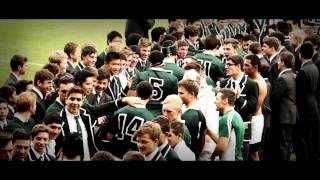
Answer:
[
  {"left": 130, "top": 67, "right": 178, "bottom": 116},
  {"left": 181, "top": 109, "right": 207, "bottom": 153},
  {"left": 219, "top": 110, "right": 244, "bottom": 161},
  {"left": 194, "top": 52, "right": 225, "bottom": 82}
]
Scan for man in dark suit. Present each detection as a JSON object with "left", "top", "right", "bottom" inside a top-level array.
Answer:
[
  {"left": 86, "top": 68, "right": 112, "bottom": 105},
  {"left": 135, "top": 38, "right": 152, "bottom": 72},
  {"left": 71, "top": 45, "right": 97, "bottom": 76},
  {"left": 4, "top": 54, "right": 28, "bottom": 87},
  {"left": 219, "top": 55, "right": 259, "bottom": 161},
  {"left": 295, "top": 42, "right": 320, "bottom": 161},
  {"left": 64, "top": 42, "right": 80, "bottom": 74},
  {"left": 47, "top": 74, "right": 74, "bottom": 113},
  {"left": 270, "top": 52, "right": 297, "bottom": 160},
  {"left": 31, "top": 69, "right": 55, "bottom": 124},
  {"left": 95, "top": 31, "right": 123, "bottom": 69}
]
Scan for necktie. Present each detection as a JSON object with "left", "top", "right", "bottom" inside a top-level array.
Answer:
[
  {"left": 74, "top": 116, "right": 82, "bottom": 136},
  {"left": 96, "top": 93, "right": 101, "bottom": 104},
  {"left": 232, "top": 81, "right": 236, "bottom": 90},
  {"left": 141, "top": 61, "right": 145, "bottom": 69},
  {"left": 37, "top": 155, "right": 43, "bottom": 161}
]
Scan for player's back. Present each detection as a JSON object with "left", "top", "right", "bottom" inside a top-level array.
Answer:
[{"left": 108, "top": 105, "right": 154, "bottom": 157}]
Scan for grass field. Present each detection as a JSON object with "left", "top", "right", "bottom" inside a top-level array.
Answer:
[{"left": 0, "top": 19, "right": 168, "bottom": 86}]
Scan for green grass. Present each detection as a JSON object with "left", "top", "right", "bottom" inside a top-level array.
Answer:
[{"left": 0, "top": 19, "right": 168, "bottom": 85}]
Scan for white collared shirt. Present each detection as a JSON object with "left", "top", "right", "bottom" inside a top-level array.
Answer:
[
  {"left": 46, "top": 140, "right": 56, "bottom": 157},
  {"left": 158, "top": 140, "right": 169, "bottom": 152},
  {"left": 14, "top": 113, "right": 29, "bottom": 123},
  {"left": 231, "top": 72, "right": 245, "bottom": 88},
  {"left": 278, "top": 68, "right": 292, "bottom": 78},
  {"left": 268, "top": 52, "right": 279, "bottom": 64},
  {"left": 30, "top": 143, "right": 45, "bottom": 161},
  {"left": 11, "top": 72, "right": 21, "bottom": 81},
  {"left": 65, "top": 108, "right": 90, "bottom": 161},
  {"left": 144, "top": 147, "right": 160, "bottom": 161},
  {"left": 32, "top": 86, "right": 43, "bottom": 100},
  {"left": 0, "top": 120, "right": 8, "bottom": 129}
]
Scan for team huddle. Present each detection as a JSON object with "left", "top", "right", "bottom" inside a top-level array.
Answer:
[{"left": 0, "top": 19, "right": 320, "bottom": 161}]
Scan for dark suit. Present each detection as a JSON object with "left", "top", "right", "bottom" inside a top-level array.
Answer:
[
  {"left": 46, "top": 99, "right": 64, "bottom": 113},
  {"left": 268, "top": 53, "right": 281, "bottom": 87},
  {"left": 31, "top": 88, "right": 48, "bottom": 124},
  {"left": 71, "top": 62, "right": 85, "bottom": 76},
  {"left": 295, "top": 60, "right": 320, "bottom": 160},
  {"left": 26, "top": 148, "right": 56, "bottom": 161},
  {"left": 86, "top": 91, "right": 112, "bottom": 105},
  {"left": 220, "top": 74, "right": 259, "bottom": 160},
  {"left": 160, "top": 142, "right": 181, "bottom": 161},
  {"left": 135, "top": 60, "right": 150, "bottom": 72},
  {"left": 4, "top": 72, "right": 19, "bottom": 87},
  {"left": 105, "top": 76, "right": 123, "bottom": 101},
  {"left": 59, "top": 108, "right": 99, "bottom": 159},
  {"left": 270, "top": 69, "right": 297, "bottom": 160},
  {"left": 95, "top": 51, "right": 106, "bottom": 69},
  {"left": 126, "top": 68, "right": 139, "bottom": 78},
  {"left": 66, "top": 60, "right": 74, "bottom": 74}
]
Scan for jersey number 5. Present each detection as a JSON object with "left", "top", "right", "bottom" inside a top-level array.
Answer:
[{"left": 149, "top": 77, "right": 164, "bottom": 101}]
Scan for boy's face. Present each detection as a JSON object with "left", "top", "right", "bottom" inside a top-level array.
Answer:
[
  {"left": 12, "top": 139, "right": 30, "bottom": 161},
  {"left": 66, "top": 93, "right": 83, "bottom": 115},
  {"left": 137, "top": 134, "right": 158, "bottom": 156},
  {"left": 140, "top": 46, "right": 151, "bottom": 60},
  {"left": 58, "top": 83, "right": 74, "bottom": 104},
  {"left": 0, "top": 102, "right": 9, "bottom": 120},
  {"left": 95, "top": 79, "right": 108, "bottom": 93},
  {"left": 106, "top": 59, "right": 121, "bottom": 75},
  {"left": 32, "top": 132, "right": 49, "bottom": 154},
  {"left": 47, "top": 123, "right": 62, "bottom": 140},
  {"left": 168, "top": 129, "right": 180, "bottom": 148},
  {"left": 82, "top": 53, "right": 97, "bottom": 67},
  {"left": 81, "top": 77, "right": 94, "bottom": 96}
]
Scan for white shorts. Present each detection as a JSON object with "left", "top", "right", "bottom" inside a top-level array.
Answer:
[{"left": 250, "top": 114, "right": 264, "bottom": 144}]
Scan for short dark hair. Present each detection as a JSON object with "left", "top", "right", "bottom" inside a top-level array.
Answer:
[
  {"left": 12, "top": 128, "right": 30, "bottom": 144},
  {"left": 151, "top": 27, "right": 166, "bottom": 43},
  {"left": 42, "top": 63, "right": 59, "bottom": 77},
  {"left": 0, "top": 86, "right": 16, "bottom": 102},
  {"left": 230, "top": 55, "right": 244, "bottom": 70},
  {"left": 66, "top": 86, "right": 83, "bottom": 98},
  {"left": 245, "top": 54, "right": 261, "bottom": 70},
  {"left": 0, "top": 131, "right": 12, "bottom": 147},
  {"left": 248, "top": 42, "right": 262, "bottom": 54},
  {"left": 129, "top": 45, "right": 140, "bottom": 56},
  {"left": 105, "top": 51, "right": 121, "bottom": 64},
  {"left": 74, "top": 68, "right": 96, "bottom": 87},
  {"left": 64, "top": 42, "right": 79, "bottom": 58},
  {"left": 15, "top": 80, "right": 33, "bottom": 95},
  {"left": 218, "top": 88, "right": 236, "bottom": 106},
  {"left": 204, "top": 34, "right": 219, "bottom": 50},
  {"left": 43, "top": 112, "right": 62, "bottom": 125},
  {"left": 107, "top": 31, "right": 122, "bottom": 45},
  {"left": 300, "top": 42, "right": 314, "bottom": 59},
  {"left": 97, "top": 68, "right": 110, "bottom": 81},
  {"left": 148, "top": 50, "right": 164, "bottom": 67},
  {"left": 269, "top": 32, "right": 285, "bottom": 45},
  {"left": 280, "top": 51, "right": 294, "bottom": 68},
  {"left": 81, "top": 45, "right": 97, "bottom": 60},
  {"left": 0, "top": 97, "right": 8, "bottom": 105},
  {"left": 126, "top": 33, "right": 143, "bottom": 46},
  {"left": 152, "top": 115, "right": 170, "bottom": 133},
  {"left": 62, "top": 132, "right": 83, "bottom": 159},
  {"left": 34, "top": 69, "right": 54, "bottom": 86},
  {"left": 136, "top": 81, "right": 153, "bottom": 100},
  {"left": 10, "top": 54, "right": 27, "bottom": 71},
  {"left": 57, "top": 74, "right": 74, "bottom": 88},
  {"left": 169, "top": 121, "right": 184, "bottom": 136}
]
